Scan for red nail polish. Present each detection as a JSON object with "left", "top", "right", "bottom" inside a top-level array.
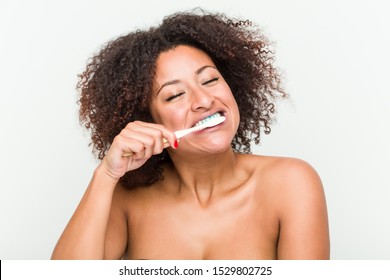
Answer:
[{"left": 173, "top": 140, "right": 179, "bottom": 149}]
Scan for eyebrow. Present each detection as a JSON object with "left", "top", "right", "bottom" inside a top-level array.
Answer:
[
  {"left": 156, "top": 65, "right": 217, "bottom": 95},
  {"left": 195, "top": 65, "right": 217, "bottom": 75}
]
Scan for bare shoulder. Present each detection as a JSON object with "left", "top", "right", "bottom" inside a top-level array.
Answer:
[
  {"left": 111, "top": 180, "right": 135, "bottom": 207},
  {"left": 103, "top": 182, "right": 132, "bottom": 259},
  {"left": 240, "top": 154, "right": 321, "bottom": 189},
  {"left": 265, "top": 156, "right": 321, "bottom": 187},
  {"left": 264, "top": 156, "right": 324, "bottom": 210},
  {"left": 111, "top": 181, "right": 151, "bottom": 210},
  {"left": 112, "top": 175, "right": 167, "bottom": 210},
  {"left": 239, "top": 154, "right": 322, "bottom": 187},
  {"left": 104, "top": 178, "right": 164, "bottom": 259},
  {"left": 240, "top": 154, "right": 329, "bottom": 259},
  {"left": 267, "top": 156, "right": 323, "bottom": 201}
]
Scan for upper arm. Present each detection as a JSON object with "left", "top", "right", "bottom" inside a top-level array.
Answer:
[
  {"left": 103, "top": 184, "right": 128, "bottom": 259},
  {"left": 276, "top": 159, "right": 330, "bottom": 259}
]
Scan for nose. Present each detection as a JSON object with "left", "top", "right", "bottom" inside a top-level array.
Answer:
[{"left": 190, "top": 87, "right": 214, "bottom": 111}]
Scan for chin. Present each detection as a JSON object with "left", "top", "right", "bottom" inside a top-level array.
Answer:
[{"left": 204, "top": 137, "right": 233, "bottom": 153}]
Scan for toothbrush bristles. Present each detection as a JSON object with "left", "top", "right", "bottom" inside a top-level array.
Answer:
[
  {"left": 197, "top": 116, "right": 225, "bottom": 130},
  {"left": 174, "top": 116, "right": 225, "bottom": 139}
]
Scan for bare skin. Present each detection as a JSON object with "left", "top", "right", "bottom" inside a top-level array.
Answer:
[
  {"left": 51, "top": 45, "right": 329, "bottom": 260},
  {"left": 107, "top": 154, "right": 329, "bottom": 260}
]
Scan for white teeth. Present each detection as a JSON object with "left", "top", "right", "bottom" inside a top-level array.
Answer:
[{"left": 194, "top": 112, "right": 222, "bottom": 127}]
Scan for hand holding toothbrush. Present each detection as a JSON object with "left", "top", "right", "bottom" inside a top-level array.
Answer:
[{"left": 99, "top": 121, "right": 178, "bottom": 182}]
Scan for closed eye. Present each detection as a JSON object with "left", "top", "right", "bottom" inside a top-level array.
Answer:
[
  {"left": 202, "top": 77, "right": 219, "bottom": 85},
  {"left": 166, "top": 92, "right": 185, "bottom": 102}
]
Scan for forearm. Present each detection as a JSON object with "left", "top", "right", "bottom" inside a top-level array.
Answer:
[{"left": 51, "top": 164, "right": 118, "bottom": 259}]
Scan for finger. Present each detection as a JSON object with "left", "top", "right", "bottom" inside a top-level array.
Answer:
[
  {"left": 123, "top": 122, "right": 175, "bottom": 152},
  {"left": 130, "top": 145, "right": 147, "bottom": 160},
  {"left": 126, "top": 140, "right": 145, "bottom": 159},
  {"left": 122, "top": 135, "right": 158, "bottom": 160},
  {"left": 121, "top": 128, "right": 163, "bottom": 156},
  {"left": 114, "top": 135, "right": 144, "bottom": 158},
  {"left": 132, "top": 121, "right": 177, "bottom": 149}
]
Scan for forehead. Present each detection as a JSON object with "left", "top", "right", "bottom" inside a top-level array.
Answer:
[{"left": 154, "top": 45, "right": 215, "bottom": 80}]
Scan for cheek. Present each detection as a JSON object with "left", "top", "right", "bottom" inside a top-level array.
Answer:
[
  {"left": 163, "top": 107, "right": 188, "bottom": 128},
  {"left": 149, "top": 105, "right": 161, "bottom": 124},
  {"left": 231, "top": 101, "right": 240, "bottom": 131},
  {"left": 222, "top": 90, "right": 240, "bottom": 130},
  {"left": 150, "top": 103, "right": 187, "bottom": 128},
  {"left": 149, "top": 101, "right": 166, "bottom": 125},
  {"left": 220, "top": 88, "right": 239, "bottom": 115}
]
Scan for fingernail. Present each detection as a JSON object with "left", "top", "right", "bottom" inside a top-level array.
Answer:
[{"left": 174, "top": 140, "right": 179, "bottom": 149}]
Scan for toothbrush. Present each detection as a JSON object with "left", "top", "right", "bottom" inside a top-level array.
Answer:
[{"left": 122, "top": 115, "right": 225, "bottom": 157}]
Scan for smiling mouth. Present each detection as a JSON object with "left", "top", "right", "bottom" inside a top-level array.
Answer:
[{"left": 193, "top": 112, "right": 224, "bottom": 127}]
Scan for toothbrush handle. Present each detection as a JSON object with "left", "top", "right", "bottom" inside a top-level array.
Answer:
[
  {"left": 122, "top": 116, "right": 224, "bottom": 156},
  {"left": 122, "top": 125, "right": 197, "bottom": 157},
  {"left": 122, "top": 138, "right": 169, "bottom": 157}
]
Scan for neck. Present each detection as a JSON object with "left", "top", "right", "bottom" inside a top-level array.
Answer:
[{"left": 168, "top": 148, "right": 238, "bottom": 206}]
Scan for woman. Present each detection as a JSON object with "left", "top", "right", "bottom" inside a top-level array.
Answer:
[{"left": 52, "top": 10, "right": 329, "bottom": 259}]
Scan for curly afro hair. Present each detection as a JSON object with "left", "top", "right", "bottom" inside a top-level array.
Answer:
[{"left": 78, "top": 9, "right": 286, "bottom": 188}]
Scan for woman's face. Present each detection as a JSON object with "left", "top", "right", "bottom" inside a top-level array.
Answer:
[{"left": 150, "top": 45, "right": 240, "bottom": 154}]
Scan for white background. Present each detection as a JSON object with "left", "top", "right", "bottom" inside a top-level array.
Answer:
[{"left": 0, "top": 0, "right": 389, "bottom": 259}]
